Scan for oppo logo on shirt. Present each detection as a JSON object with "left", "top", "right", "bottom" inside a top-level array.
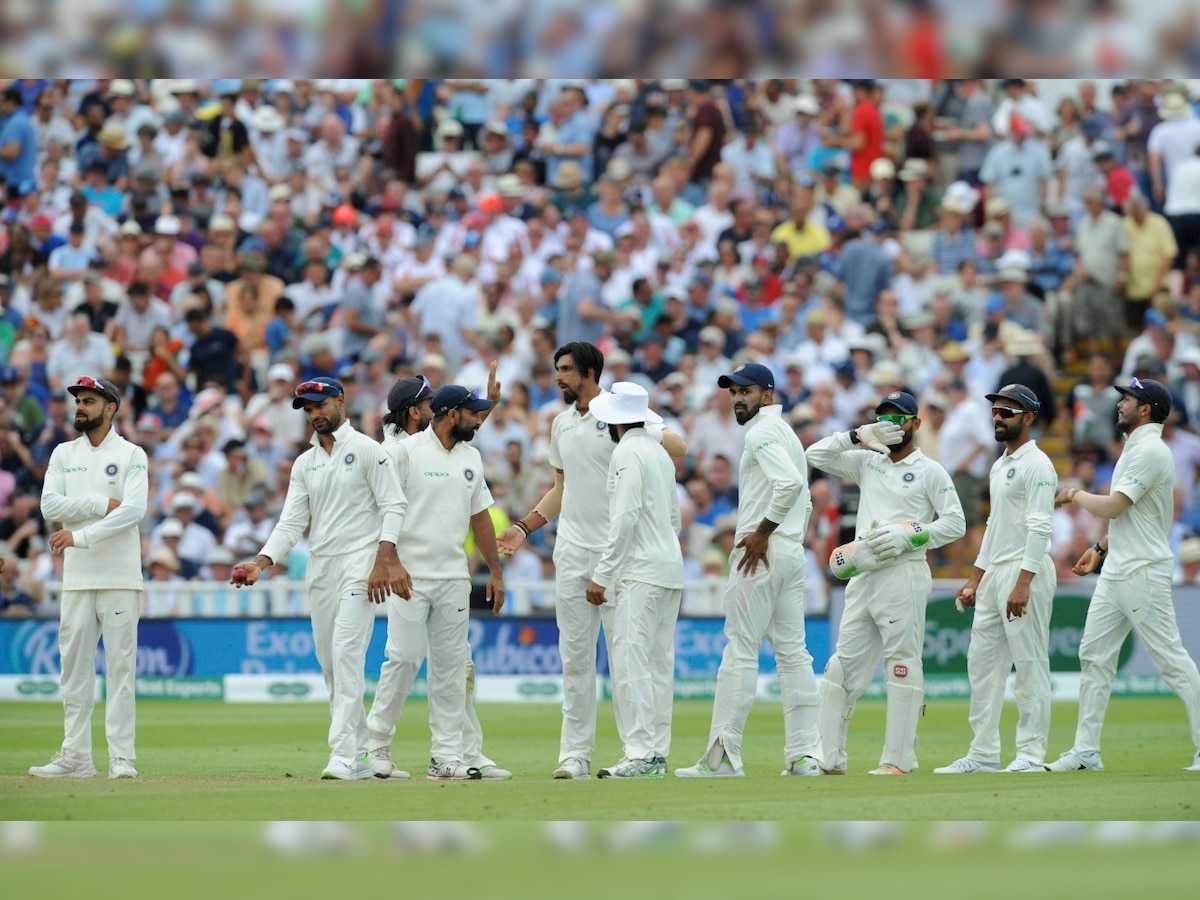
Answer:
[
  {"left": 424, "top": 471, "right": 450, "bottom": 478},
  {"left": 63, "top": 466, "right": 89, "bottom": 474},
  {"left": 304, "top": 463, "right": 328, "bottom": 473}
]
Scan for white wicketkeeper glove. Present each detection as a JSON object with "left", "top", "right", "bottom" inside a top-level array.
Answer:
[
  {"left": 828, "top": 539, "right": 883, "bottom": 580},
  {"left": 866, "top": 520, "right": 930, "bottom": 560},
  {"left": 853, "top": 421, "right": 904, "bottom": 453}
]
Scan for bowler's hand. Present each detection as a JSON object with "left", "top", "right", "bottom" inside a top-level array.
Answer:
[
  {"left": 497, "top": 525, "right": 526, "bottom": 556},
  {"left": 956, "top": 581, "right": 978, "bottom": 611},
  {"left": 1073, "top": 547, "right": 1101, "bottom": 577},
  {"left": 231, "top": 561, "right": 262, "bottom": 587},
  {"left": 1006, "top": 581, "right": 1030, "bottom": 619},
  {"left": 486, "top": 573, "right": 505, "bottom": 615},
  {"left": 49, "top": 530, "right": 75, "bottom": 553},
  {"left": 735, "top": 533, "right": 770, "bottom": 576},
  {"left": 1054, "top": 488, "right": 1078, "bottom": 509},
  {"left": 585, "top": 580, "right": 607, "bottom": 606}
]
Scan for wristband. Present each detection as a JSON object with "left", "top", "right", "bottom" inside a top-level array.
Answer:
[
  {"left": 514, "top": 521, "right": 530, "bottom": 537},
  {"left": 850, "top": 429, "right": 861, "bottom": 445},
  {"left": 1093, "top": 542, "right": 1105, "bottom": 556}
]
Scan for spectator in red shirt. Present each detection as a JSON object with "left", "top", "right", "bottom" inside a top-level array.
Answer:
[
  {"left": 823, "top": 80, "right": 884, "bottom": 193},
  {"left": 1094, "top": 145, "right": 1137, "bottom": 211},
  {"left": 686, "top": 80, "right": 727, "bottom": 187}
]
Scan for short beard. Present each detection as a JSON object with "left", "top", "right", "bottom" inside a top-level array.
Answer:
[
  {"left": 313, "top": 406, "right": 343, "bottom": 435},
  {"left": 451, "top": 418, "right": 477, "bottom": 442},
  {"left": 561, "top": 386, "right": 579, "bottom": 405},
  {"left": 733, "top": 401, "right": 759, "bottom": 426},
  {"left": 73, "top": 412, "right": 104, "bottom": 433},
  {"left": 891, "top": 427, "right": 915, "bottom": 452}
]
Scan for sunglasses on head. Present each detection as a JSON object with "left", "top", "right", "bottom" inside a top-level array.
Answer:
[
  {"left": 74, "top": 375, "right": 105, "bottom": 392},
  {"left": 446, "top": 389, "right": 481, "bottom": 412},
  {"left": 295, "top": 381, "right": 337, "bottom": 398},
  {"left": 991, "top": 406, "right": 1025, "bottom": 419},
  {"left": 876, "top": 414, "right": 914, "bottom": 425}
]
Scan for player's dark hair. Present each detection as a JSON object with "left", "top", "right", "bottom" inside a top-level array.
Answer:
[{"left": 554, "top": 341, "right": 604, "bottom": 383}]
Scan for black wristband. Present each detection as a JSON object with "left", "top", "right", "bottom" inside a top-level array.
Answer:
[
  {"left": 850, "top": 429, "right": 861, "bottom": 445},
  {"left": 1093, "top": 542, "right": 1106, "bottom": 556}
]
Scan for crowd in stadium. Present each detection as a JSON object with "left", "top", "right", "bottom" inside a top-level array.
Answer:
[{"left": 3, "top": 76, "right": 1200, "bottom": 619}]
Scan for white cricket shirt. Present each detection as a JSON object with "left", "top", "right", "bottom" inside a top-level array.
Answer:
[
  {"left": 386, "top": 426, "right": 493, "bottom": 581},
  {"left": 1104, "top": 423, "right": 1175, "bottom": 579},
  {"left": 41, "top": 427, "right": 149, "bottom": 591},
  {"left": 548, "top": 392, "right": 619, "bottom": 550},
  {"left": 260, "top": 420, "right": 406, "bottom": 563},
  {"left": 975, "top": 439, "right": 1057, "bottom": 573},
  {"left": 591, "top": 429, "right": 683, "bottom": 590},
  {"left": 807, "top": 431, "right": 966, "bottom": 563},
  {"left": 735, "top": 405, "right": 812, "bottom": 542}
]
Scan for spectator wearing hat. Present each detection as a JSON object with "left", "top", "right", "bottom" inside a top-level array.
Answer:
[
  {"left": 1074, "top": 186, "right": 1130, "bottom": 354},
  {"left": 1163, "top": 142, "right": 1200, "bottom": 270},
  {"left": 937, "top": 377, "right": 996, "bottom": 575},
  {"left": 814, "top": 159, "right": 859, "bottom": 221},
  {"left": 990, "top": 79, "right": 1052, "bottom": 146},
  {"left": 895, "top": 158, "right": 942, "bottom": 233},
  {"left": 979, "top": 112, "right": 1052, "bottom": 226},
  {"left": 996, "top": 330, "right": 1057, "bottom": 429},
  {"left": 30, "top": 87, "right": 75, "bottom": 158},
  {"left": 822, "top": 80, "right": 885, "bottom": 194},
  {"left": 545, "top": 86, "right": 596, "bottom": 191},
  {"left": 303, "top": 114, "right": 361, "bottom": 196},
  {"left": 1089, "top": 144, "right": 1136, "bottom": 211},
  {"left": 721, "top": 115, "right": 776, "bottom": 198},
  {"left": 1147, "top": 91, "right": 1200, "bottom": 209},
  {"left": 774, "top": 92, "right": 822, "bottom": 176},
  {"left": 0, "top": 87, "right": 39, "bottom": 193},
  {"left": 418, "top": 117, "right": 473, "bottom": 196}
]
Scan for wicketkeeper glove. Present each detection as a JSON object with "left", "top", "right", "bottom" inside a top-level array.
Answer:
[
  {"left": 853, "top": 421, "right": 904, "bottom": 453},
  {"left": 828, "top": 539, "right": 883, "bottom": 580},
  {"left": 865, "top": 520, "right": 930, "bottom": 560}
]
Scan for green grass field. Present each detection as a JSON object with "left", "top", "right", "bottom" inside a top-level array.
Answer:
[{"left": 2, "top": 698, "right": 1198, "bottom": 820}]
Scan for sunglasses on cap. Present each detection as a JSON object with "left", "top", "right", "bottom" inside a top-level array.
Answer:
[
  {"left": 445, "top": 389, "right": 481, "bottom": 411},
  {"left": 74, "top": 375, "right": 106, "bottom": 392},
  {"left": 1128, "top": 377, "right": 1144, "bottom": 391},
  {"left": 876, "top": 414, "right": 914, "bottom": 425},
  {"left": 991, "top": 406, "right": 1026, "bottom": 419},
  {"left": 294, "top": 380, "right": 338, "bottom": 397}
]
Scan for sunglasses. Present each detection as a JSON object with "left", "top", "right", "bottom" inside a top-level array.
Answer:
[
  {"left": 876, "top": 414, "right": 914, "bottom": 425},
  {"left": 445, "top": 389, "right": 481, "bottom": 412},
  {"left": 991, "top": 406, "right": 1025, "bottom": 419},
  {"left": 74, "top": 375, "right": 105, "bottom": 391},
  {"left": 294, "top": 381, "right": 340, "bottom": 398}
]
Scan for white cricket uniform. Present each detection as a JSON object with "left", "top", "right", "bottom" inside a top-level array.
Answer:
[
  {"left": 1070, "top": 424, "right": 1200, "bottom": 756},
  {"left": 364, "top": 426, "right": 493, "bottom": 766},
  {"left": 967, "top": 440, "right": 1057, "bottom": 765},
  {"left": 367, "top": 427, "right": 497, "bottom": 769},
  {"left": 41, "top": 428, "right": 149, "bottom": 763},
  {"left": 700, "top": 405, "right": 819, "bottom": 772},
  {"left": 259, "top": 421, "right": 407, "bottom": 766},
  {"left": 591, "top": 428, "right": 683, "bottom": 763},
  {"left": 807, "top": 431, "right": 965, "bottom": 772},
  {"left": 547, "top": 392, "right": 626, "bottom": 764}
]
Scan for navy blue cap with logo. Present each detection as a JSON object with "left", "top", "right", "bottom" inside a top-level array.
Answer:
[
  {"left": 1114, "top": 377, "right": 1172, "bottom": 419},
  {"left": 292, "top": 376, "right": 345, "bottom": 409},
  {"left": 430, "top": 385, "right": 494, "bottom": 417},
  {"left": 875, "top": 390, "right": 918, "bottom": 416},
  {"left": 986, "top": 383, "right": 1041, "bottom": 416},
  {"left": 718, "top": 363, "right": 775, "bottom": 391}
]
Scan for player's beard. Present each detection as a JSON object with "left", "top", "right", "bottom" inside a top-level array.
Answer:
[
  {"left": 312, "top": 406, "right": 343, "bottom": 435},
  {"left": 73, "top": 410, "right": 104, "bottom": 433},
  {"left": 733, "top": 399, "right": 758, "bottom": 425},
  {"left": 561, "top": 384, "right": 579, "bottom": 405},
  {"left": 891, "top": 424, "right": 915, "bottom": 452},
  {"left": 451, "top": 418, "right": 478, "bottom": 442}
]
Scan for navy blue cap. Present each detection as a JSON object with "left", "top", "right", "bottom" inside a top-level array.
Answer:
[
  {"left": 292, "top": 376, "right": 344, "bottom": 409},
  {"left": 718, "top": 363, "right": 775, "bottom": 391},
  {"left": 430, "top": 385, "right": 493, "bottom": 417},
  {"left": 0, "top": 365, "right": 20, "bottom": 383},
  {"left": 1115, "top": 377, "right": 1172, "bottom": 419},
  {"left": 387, "top": 375, "right": 433, "bottom": 412},
  {"left": 875, "top": 390, "right": 919, "bottom": 416},
  {"left": 986, "top": 383, "right": 1041, "bottom": 413}
]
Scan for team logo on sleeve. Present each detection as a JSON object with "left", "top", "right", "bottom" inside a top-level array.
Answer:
[
  {"left": 105, "top": 464, "right": 118, "bottom": 476},
  {"left": 903, "top": 472, "right": 915, "bottom": 482},
  {"left": 344, "top": 453, "right": 356, "bottom": 466},
  {"left": 464, "top": 469, "right": 475, "bottom": 482}
]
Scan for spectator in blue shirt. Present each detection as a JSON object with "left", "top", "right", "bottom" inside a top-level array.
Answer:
[
  {"left": 546, "top": 86, "right": 596, "bottom": 188},
  {"left": 0, "top": 87, "right": 38, "bottom": 194}
]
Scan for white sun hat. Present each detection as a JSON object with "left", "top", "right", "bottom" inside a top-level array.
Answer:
[{"left": 589, "top": 381, "right": 664, "bottom": 426}]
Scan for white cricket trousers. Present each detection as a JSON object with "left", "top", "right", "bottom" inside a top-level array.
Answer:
[
  {"left": 307, "top": 546, "right": 377, "bottom": 763},
  {"left": 610, "top": 580, "right": 682, "bottom": 761},
  {"left": 58, "top": 589, "right": 140, "bottom": 761},
  {"left": 555, "top": 540, "right": 625, "bottom": 764},
  {"left": 1073, "top": 562, "right": 1200, "bottom": 755},
  {"left": 366, "top": 578, "right": 471, "bottom": 763},
  {"left": 705, "top": 540, "right": 820, "bottom": 772},
  {"left": 966, "top": 558, "right": 1055, "bottom": 765},
  {"left": 367, "top": 596, "right": 494, "bottom": 768}
]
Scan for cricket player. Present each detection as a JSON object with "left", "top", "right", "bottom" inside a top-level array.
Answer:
[
  {"left": 808, "top": 390, "right": 966, "bottom": 775},
  {"left": 31, "top": 376, "right": 148, "bottom": 780},
  {"left": 367, "top": 374, "right": 511, "bottom": 780},
  {"left": 584, "top": 382, "right": 683, "bottom": 779},
  {"left": 497, "top": 342, "right": 687, "bottom": 780},
  {"left": 367, "top": 384, "right": 505, "bottom": 781},
  {"left": 233, "top": 377, "right": 411, "bottom": 781},
  {"left": 676, "top": 363, "right": 821, "bottom": 778},
  {"left": 934, "top": 384, "right": 1057, "bottom": 774},
  {"left": 1048, "top": 378, "right": 1200, "bottom": 773}
]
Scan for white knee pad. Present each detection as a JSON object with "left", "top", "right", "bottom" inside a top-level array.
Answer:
[
  {"left": 818, "top": 657, "right": 853, "bottom": 771},
  {"left": 882, "top": 658, "right": 924, "bottom": 772}
]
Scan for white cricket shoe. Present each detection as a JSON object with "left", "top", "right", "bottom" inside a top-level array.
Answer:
[
  {"left": 933, "top": 756, "right": 1001, "bottom": 774},
  {"left": 321, "top": 755, "right": 374, "bottom": 781},
  {"left": 1184, "top": 750, "right": 1200, "bottom": 772},
  {"left": 597, "top": 757, "right": 667, "bottom": 779},
  {"left": 867, "top": 763, "right": 909, "bottom": 775},
  {"left": 1043, "top": 750, "right": 1104, "bottom": 772},
  {"left": 1004, "top": 758, "right": 1044, "bottom": 773},
  {"left": 29, "top": 750, "right": 96, "bottom": 779},
  {"left": 109, "top": 757, "right": 138, "bottom": 779},
  {"left": 675, "top": 758, "right": 743, "bottom": 778},
  {"left": 781, "top": 757, "right": 822, "bottom": 776},
  {"left": 552, "top": 757, "right": 591, "bottom": 780},
  {"left": 369, "top": 746, "right": 410, "bottom": 779},
  {"left": 427, "top": 758, "right": 482, "bottom": 781},
  {"left": 475, "top": 765, "right": 512, "bottom": 780}
]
